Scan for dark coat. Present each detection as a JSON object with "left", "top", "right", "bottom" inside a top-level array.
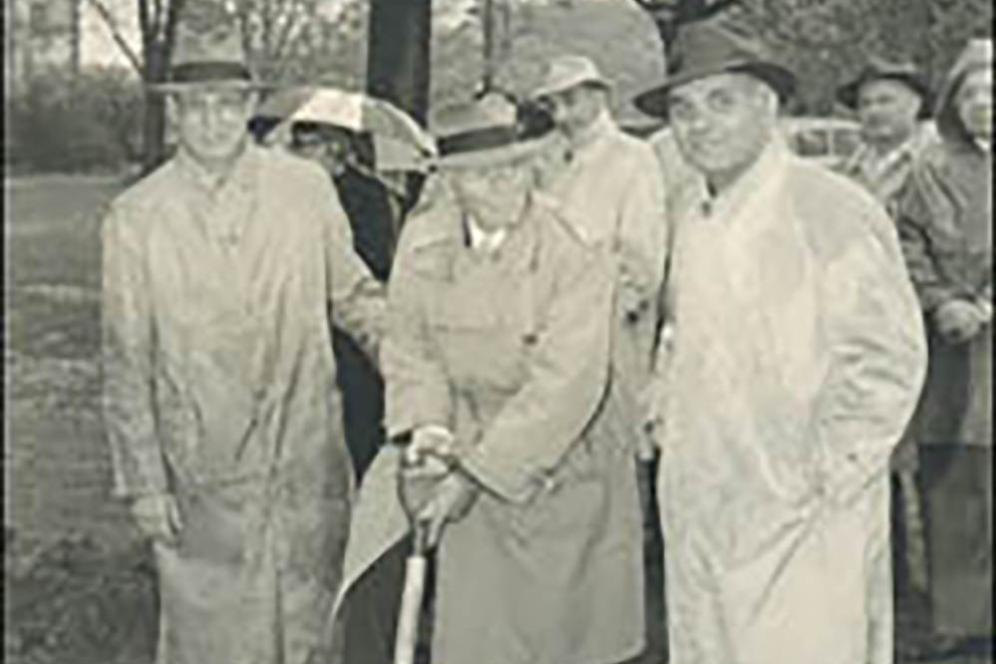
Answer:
[{"left": 897, "top": 41, "right": 992, "bottom": 447}]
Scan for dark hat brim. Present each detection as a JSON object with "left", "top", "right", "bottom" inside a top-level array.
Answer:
[
  {"left": 836, "top": 72, "right": 933, "bottom": 119},
  {"left": 148, "top": 62, "right": 271, "bottom": 94},
  {"left": 633, "top": 60, "right": 797, "bottom": 119}
]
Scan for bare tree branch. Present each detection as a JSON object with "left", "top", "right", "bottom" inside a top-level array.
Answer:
[{"left": 85, "top": 0, "right": 144, "bottom": 74}]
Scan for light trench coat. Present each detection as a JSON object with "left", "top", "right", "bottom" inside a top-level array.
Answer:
[
  {"left": 539, "top": 113, "right": 668, "bottom": 453},
  {"left": 101, "top": 144, "right": 384, "bottom": 664},
  {"left": 653, "top": 140, "right": 927, "bottom": 664},
  {"left": 334, "top": 191, "right": 646, "bottom": 664}
]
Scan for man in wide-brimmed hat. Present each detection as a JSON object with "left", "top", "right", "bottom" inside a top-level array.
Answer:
[
  {"left": 101, "top": 17, "right": 384, "bottom": 664},
  {"left": 530, "top": 54, "right": 667, "bottom": 468},
  {"left": 636, "top": 19, "right": 927, "bottom": 664},
  {"left": 335, "top": 92, "right": 646, "bottom": 664},
  {"left": 838, "top": 56, "right": 937, "bottom": 209}
]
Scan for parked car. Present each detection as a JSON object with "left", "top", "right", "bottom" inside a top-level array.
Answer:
[{"left": 780, "top": 117, "right": 862, "bottom": 169}]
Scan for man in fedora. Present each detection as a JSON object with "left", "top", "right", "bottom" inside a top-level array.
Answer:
[
  {"left": 335, "top": 92, "right": 646, "bottom": 664},
  {"left": 101, "top": 17, "right": 384, "bottom": 664},
  {"left": 530, "top": 55, "right": 667, "bottom": 460},
  {"left": 838, "top": 56, "right": 936, "bottom": 211},
  {"left": 635, "top": 20, "right": 927, "bottom": 664}
]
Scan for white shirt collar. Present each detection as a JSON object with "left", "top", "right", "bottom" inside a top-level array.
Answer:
[{"left": 465, "top": 214, "right": 509, "bottom": 254}]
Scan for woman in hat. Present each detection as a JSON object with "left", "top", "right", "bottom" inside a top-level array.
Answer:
[
  {"left": 380, "top": 92, "right": 646, "bottom": 664},
  {"left": 896, "top": 38, "right": 993, "bottom": 656}
]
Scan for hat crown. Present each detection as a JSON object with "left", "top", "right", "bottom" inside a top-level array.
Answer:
[
  {"left": 430, "top": 93, "right": 518, "bottom": 139},
  {"left": 171, "top": 22, "right": 247, "bottom": 68},
  {"left": 668, "top": 21, "right": 777, "bottom": 78},
  {"left": 531, "top": 54, "right": 610, "bottom": 100}
]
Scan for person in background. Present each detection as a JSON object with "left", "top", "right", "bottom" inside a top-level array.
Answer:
[
  {"left": 634, "top": 19, "right": 927, "bottom": 664},
  {"left": 101, "top": 21, "right": 383, "bottom": 664},
  {"left": 836, "top": 55, "right": 938, "bottom": 653},
  {"left": 896, "top": 37, "right": 993, "bottom": 660},
  {"left": 837, "top": 56, "right": 936, "bottom": 214},
  {"left": 530, "top": 55, "right": 668, "bottom": 465}
]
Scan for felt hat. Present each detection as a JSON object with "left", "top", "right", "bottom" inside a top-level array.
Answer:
[{"left": 633, "top": 20, "right": 796, "bottom": 118}]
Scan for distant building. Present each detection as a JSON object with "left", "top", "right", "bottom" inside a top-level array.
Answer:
[{"left": 6, "top": 0, "right": 81, "bottom": 90}]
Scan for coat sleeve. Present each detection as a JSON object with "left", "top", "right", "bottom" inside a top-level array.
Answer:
[
  {"left": 814, "top": 205, "right": 927, "bottom": 491},
  {"left": 380, "top": 229, "right": 454, "bottom": 439},
  {"left": 313, "top": 168, "right": 387, "bottom": 362},
  {"left": 895, "top": 158, "right": 962, "bottom": 313},
  {"left": 101, "top": 204, "right": 170, "bottom": 499},
  {"left": 459, "top": 238, "right": 616, "bottom": 504},
  {"left": 616, "top": 148, "right": 669, "bottom": 318}
]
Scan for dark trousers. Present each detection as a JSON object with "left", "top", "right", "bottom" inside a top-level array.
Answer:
[{"left": 919, "top": 445, "right": 993, "bottom": 638}]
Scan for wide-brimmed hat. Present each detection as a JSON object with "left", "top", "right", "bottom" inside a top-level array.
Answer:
[
  {"left": 151, "top": 22, "right": 266, "bottom": 93},
  {"left": 633, "top": 21, "right": 796, "bottom": 118},
  {"left": 530, "top": 55, "right": 612, "bottom": 101},
  {"left": 836, "top": 56, "right": 933, "bottom": 118},
  {"left": 429, "top": 93, "right": 550, "bottom": 170}
]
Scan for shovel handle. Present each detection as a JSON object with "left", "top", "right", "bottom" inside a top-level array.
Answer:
[{"left": 393, "top": 528, "right": 431, "bottom": 664}]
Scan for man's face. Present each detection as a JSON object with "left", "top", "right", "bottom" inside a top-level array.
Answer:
[
  {"left": 667, "top": 72, "right": 777, "bottom": 184},
  {"left": 856, "top": 79, "right": 922, "bottom": 144},
  {"left": 172, "top": 87, "right": 257, "bottom": 167},
  {"left": 539, "top": 84, "right": 608, "bottom": 139},
  {"left": 956, "top": 67, "right": 993, "bottom": 141},
  {"left": 449, "top": 159, "right": 533, "bottom": 232}
]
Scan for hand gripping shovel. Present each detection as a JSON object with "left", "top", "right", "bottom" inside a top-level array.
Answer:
[{"left": 393, "top": 525, "right": 431, "bottom": 664}]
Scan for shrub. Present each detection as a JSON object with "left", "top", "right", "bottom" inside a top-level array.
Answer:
[{"left": 8, "top": 66, "right": 143, "bottom": 174}]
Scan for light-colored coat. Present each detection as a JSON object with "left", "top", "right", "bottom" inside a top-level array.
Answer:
[
  {"left": 654, "top": 140, "right": 926, "bottom": 664},
  {"left": 334, "top": 191, "right": 646, "bottom": 664},
  {"left": 101, "top": 144, "right": 384, "bottom": 664},
  {"left": 539, "top": 114, "right": 668, "bottom": 455}
]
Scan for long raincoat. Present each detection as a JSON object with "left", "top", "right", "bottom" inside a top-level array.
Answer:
[
  {"left": 334, "top": 191, "right": 646, "bottom": 664},
  {"left": 654, "top": 139, "right": 927, "bottom": 664},
  {"left": 102, "top": 144, "right": 384, "bottom": 664},
  {"left": 896, "top": 39, "right": 993, "bottom": 637},
  {"left": 539, "top": 113, "right": 668, "bottom": 455}
]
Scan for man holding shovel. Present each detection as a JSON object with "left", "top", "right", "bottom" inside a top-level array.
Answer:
[{"left": 335, "top": 92, "right": 646, "bottom": 664}]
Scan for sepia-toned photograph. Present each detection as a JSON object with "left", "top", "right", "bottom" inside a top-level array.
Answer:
[{"left": 3, "top": 1, "right": 992, "bottom": 663}]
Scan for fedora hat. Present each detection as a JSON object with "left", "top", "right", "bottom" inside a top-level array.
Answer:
[
  {"left": 151, "top": 21, "right": 265, "bottom": 93},
  {"left": 633, "top": 21, "right": 796, "bottom": 118},
  {"left": 429, "top": 93, "right": 550, "bottom": 170},
  {"left": 530, "top": 55, "right": 612, "bottom": 101},
  {"left": 837, "top": 56, "right": 932, "bottom": 118}
]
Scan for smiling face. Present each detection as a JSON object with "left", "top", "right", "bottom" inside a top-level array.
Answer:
[
  {"left": 667, "top": 72, "right": 778, "bottom": 190},
  {"left": 856, "top": 78, "right": 923, "bottom": 145},
  {"left": 171, "top": 86, "right": 258, "bottom": 171},
  {"left": 955, "top": 67, "right": 993, "bottom": 141}
]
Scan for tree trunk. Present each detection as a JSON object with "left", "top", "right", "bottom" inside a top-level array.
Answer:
[
  {"left": 365, "top": 0, "right": 432, "bottom": 125},
  {"left": 142, "top": 42, "right": 170, "bottom": 173}
]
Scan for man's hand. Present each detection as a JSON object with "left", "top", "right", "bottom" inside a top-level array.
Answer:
[
  {"left": 417, "top": 472, "right": 477, "bottom": 547},
  {"left": 406, "top": 426, "right": 456, "bottom": 467},
  {"left": 130, "top": 493, "right": 182, "bottom": 544},
  {"left": 934, "top": 299, "right": 986, "bottom": 344}
]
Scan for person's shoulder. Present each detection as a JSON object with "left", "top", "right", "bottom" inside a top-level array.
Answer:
[
  {"left": 256, "top": 145, "right": 331, "bottom": 191},
  {"left": 784, "top": 156, "right": 895, "bottom": 260},
  {"left": 393, "top": 200, "right": 462, "bottom": 278},
  {"left": 110, "top": 158, "right": 180, "bottom": 215},
  {"left": 606, "top": 123, "right": 658, "bottom": 165}
]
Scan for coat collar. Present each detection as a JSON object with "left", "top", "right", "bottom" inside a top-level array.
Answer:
[{"left": 174, "top": 142, "right": 261, "bottom": 197}]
